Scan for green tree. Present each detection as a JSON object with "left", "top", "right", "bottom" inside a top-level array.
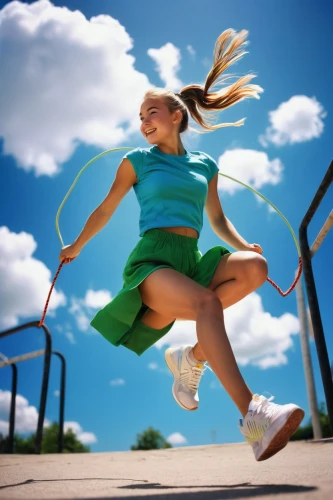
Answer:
[
  {"left": 131, "top": 426, "right": 172, "bottom": 450},
  {"left": 0, "top": 433, "right": 35, "bottom": 453},
  {"left": 42, "top": 422, "right": 90, "bottom": 453},
  {"left": 15, "top": 433, "right": 36, "bottom": 453},
  {"left": 0, "top": 422, "right": 90, "bottom": 453},
  {"left": 0, "top": 433, "right": 7, "bottom": 453},
  {"left": 291, "top": 403, "right": 331, "bottom": 440}
]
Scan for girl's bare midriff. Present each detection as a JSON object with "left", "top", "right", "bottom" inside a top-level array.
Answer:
[{"left": 158, "top": 226, "right": 199, "bottom": 239}]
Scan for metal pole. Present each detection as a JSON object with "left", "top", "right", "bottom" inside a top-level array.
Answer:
[
  {"left": 310, "top": 210, "right": 333, "bottom": 258},
  {"left": 0, "top": 321, "right": 52, "bottom": 453},
  {"left": 295, "top": 276, "right": 322, "bottom": 439},
  {"left": 0, "top": 349, "right": 46, "bottom": 367},
  {"left": 0, "top": 352, "right": 17, "bottom": 453},
  {"left": 299, "top": 160, "right": 333, "bottom": 436},
  {"left": 0, "top": 353, "right": 18, "bottom": 454},
  {"left": 34, "top": 324, "right": 52, "bottom": 454},
  {"left": 8, "top": 364, "right": 17, "bottom": 454},
  {"left": 53, "top": 351, "right": 66, "bottom": 453},
  {"left": 0, "top": 347, "right": 67, "bottom": 453}
]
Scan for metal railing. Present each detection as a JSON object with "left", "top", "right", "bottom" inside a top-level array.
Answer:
[
  {"left": 0, "top": 354, "right": 17, "bottom": 454},
  {"left": 299, "top": 160, "right": 333, "bottom": 435},
  {"left": 0, "top": 321, "right": 66, "bottom": 453},
  {"left": 53, "top": 351, "right": 66, "bottom": 453}
]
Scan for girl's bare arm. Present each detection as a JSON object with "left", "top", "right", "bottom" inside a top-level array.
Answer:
[
  {"left": 59, "top": 159, "right": 136, "bottom": 264},
  {"left": 205, "top": 174, "right": 262, "bottom": 253},
  {"left": 74, "top": 158, "right": 137, "bottom": 250}
]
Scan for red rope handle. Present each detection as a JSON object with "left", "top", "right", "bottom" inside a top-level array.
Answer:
[
  {"left": 39, "top": 257, "right": 303, "bottom": 327},
  {"left": 38, "top": 261, "right": 64, "bottom": 327},
  {"left": 266, "top": 257, "right": 303, "bottom": 297}
]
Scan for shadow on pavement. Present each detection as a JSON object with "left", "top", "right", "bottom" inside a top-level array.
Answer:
[
  {"left": 308, "top": 438, "right": 333, "bottom": 444},
  {"left": 0, "top": 478, "right": 317, "bottom": 499},
  {"left": 0, "top": 477, "right": 149, "bottom": 490},
  {"left": 115, "top": 482, "right": 317, "bottom": 499}
]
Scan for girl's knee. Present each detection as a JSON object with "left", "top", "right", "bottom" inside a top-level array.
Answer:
[
  {"left": 195, "top": 290, "right": 222, "bottom": 314},
  {"left": 247, "top": 254, "right": 268, "bottom": 285}
]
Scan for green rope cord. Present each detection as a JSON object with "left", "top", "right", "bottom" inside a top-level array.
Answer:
[
  {"left": 219, "top": 173, "right": 301, "bottom": 256},
  {"left": 56, "top": 147, "right": 300, "bottom": 257},
  {"left": 56, "top": 147, "right": 132, "bottom": 247}
]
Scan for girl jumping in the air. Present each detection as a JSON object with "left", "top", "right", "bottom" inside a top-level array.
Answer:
[{"left": 59, "top": 29, "right": 304, "bottom": 461}]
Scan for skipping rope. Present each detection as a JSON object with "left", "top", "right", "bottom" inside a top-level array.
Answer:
[{"left": 38, "top": 147, "right": 302, "bottom": 328}]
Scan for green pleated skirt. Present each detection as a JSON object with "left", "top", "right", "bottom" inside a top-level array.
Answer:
[{"left": 90, "top": 229, "right": 231, "bottom": 355}]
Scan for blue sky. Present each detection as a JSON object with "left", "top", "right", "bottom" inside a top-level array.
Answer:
[{"left": 0, "top": 0, "right": 332, "bottom": 452}]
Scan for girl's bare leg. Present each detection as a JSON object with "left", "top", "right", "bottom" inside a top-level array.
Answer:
[
  {"left": 193, "top": 252, "right": 268, "bottom": 361},
  {"left": 141, "top": 252, "right": 268, "bottom": 363},
  {"left": 139, "top": 268, "right": 253, "bottom": 417}
]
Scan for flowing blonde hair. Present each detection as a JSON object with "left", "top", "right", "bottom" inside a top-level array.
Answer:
[{"left": 144, "top": 29, "right": 263, "bottom": 133}]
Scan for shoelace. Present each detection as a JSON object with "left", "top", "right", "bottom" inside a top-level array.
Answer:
[
  {"left": 240, "top": 395, "right": 276, "bottom": 442},
  {"left": 180, "top": 363, "right": 209, "bottom": 392}
]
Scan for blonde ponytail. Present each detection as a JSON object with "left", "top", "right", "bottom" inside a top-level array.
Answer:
[{"left": 145, "top": 29, "right": 263, "bottom": 133}]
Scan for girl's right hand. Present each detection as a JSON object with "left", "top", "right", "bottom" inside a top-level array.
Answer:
[{"left": 59, "top": 244, "right": 81, "bottom": 264}]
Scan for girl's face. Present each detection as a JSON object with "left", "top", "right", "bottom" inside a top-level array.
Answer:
[{"left": 139, "top": 97, "right": 181, "bottom": 144}]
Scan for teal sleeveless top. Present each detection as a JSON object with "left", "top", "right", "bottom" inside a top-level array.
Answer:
[{"left": 124, "top": 146, "right": 219, "bottom": 237}]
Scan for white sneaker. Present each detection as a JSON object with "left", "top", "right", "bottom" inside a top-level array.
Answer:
[
  {"left": 165, "top": 345, "right": 207, "bottom": 411},
  {"left": 239, "top": 394, "right": 305, "bottom": 461}
]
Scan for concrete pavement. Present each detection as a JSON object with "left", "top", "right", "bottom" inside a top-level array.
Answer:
[{"left": 1, "top": 440, "right": 332, "bottom": 500}]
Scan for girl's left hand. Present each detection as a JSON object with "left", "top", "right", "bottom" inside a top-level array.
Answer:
[{"left": 246, "top": 243, "right": 263, "bottom": 255}]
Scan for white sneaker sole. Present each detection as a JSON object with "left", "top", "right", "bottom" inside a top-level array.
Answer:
[
  {"left": 165, "top": 348, "right": 198, "bottom": 411},
  {"left": 256, "top": 407, "right": 305, "bottom": 461}
]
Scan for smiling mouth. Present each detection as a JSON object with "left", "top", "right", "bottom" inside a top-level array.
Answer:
[{"left": 145, "top": 128, "right": 156, "bottom": 137}]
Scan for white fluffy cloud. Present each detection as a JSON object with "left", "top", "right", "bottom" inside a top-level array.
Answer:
[
  {"left": 69, "top": 289, "right": 112, "bottom": 332},
  {"left": 64, "top": 421, "right": 97, "bottom": 444},
  {"left": 0, "top": 390, "right": 50, "bottom": 435},
  {"left": 167, "top": 432, "right": 188, "bottom": 446},
  {"left": 259, "top": 95, "right": 326, "bottom": 147},
  {"left": 0, "top": 0, "right": 152, "bottom": 176},
  {"left": 0, "top": 390, "right": 97, "bottom": 443},
  {"left": 148, "top": 362, "right": 158, "bottom": 370},
  {"left": 156, "top": 293, "right": 299, "bottom": 369},
  {"left": 217, "top": 149, "right": 283, "bottom": 195},
  {"left": 84, "top": 289, "right": 112, "bottom": 309},
  {"left": 224, "top": 294, "right": 299, "bottom": 369},
  {"left": 0, "top": 226, "right": 66, "bottom": 329},
  {"left": 148, "top": 43, "right": 183, "bottom": 90}
]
